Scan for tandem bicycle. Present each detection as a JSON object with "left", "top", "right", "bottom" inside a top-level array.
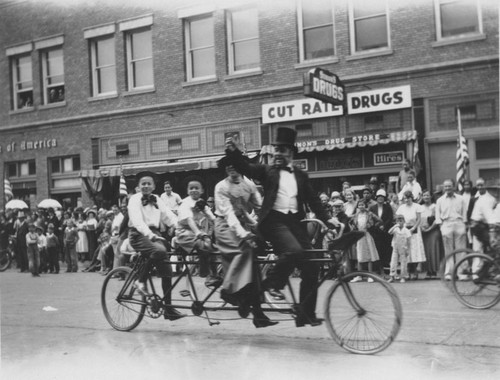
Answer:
[{"left": 101, "top": 220, "right": 403, "bottom": 355}]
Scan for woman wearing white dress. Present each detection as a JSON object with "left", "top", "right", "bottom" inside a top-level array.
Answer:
[
  {"left": 75, "top": 213, "right": 89, "bottom": 261},
  {"left": 343, "top": 189, "right": 358, "bottom": 273},
  {"left": 396, "top": 190, "right": 426, "bottom": 280}
]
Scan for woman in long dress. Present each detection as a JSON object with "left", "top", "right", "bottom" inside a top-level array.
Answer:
[
  {"left": 396, "top": 190, "right": 426, "bottom": 280},
  {"left": 75, "top": 213, "right": 88, "bottom": 262},
  {"left": 420, "top": 190, "right": 443, "bottom": 278},
  {"left": 343, "top": 189, "right": 358, "bottom": 273}
]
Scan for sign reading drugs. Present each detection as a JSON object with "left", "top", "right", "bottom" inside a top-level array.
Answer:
[{"left": 303, "top": 68, "right": 345, "bottom": 106}]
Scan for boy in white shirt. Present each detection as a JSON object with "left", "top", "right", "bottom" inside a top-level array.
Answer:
[{"left": 388, "top": 214, "right": 412, "bottom": 283}]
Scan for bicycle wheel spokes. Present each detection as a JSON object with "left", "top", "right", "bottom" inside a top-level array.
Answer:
[
  {"left": 451, "top": 253, "right": 500, "bottom": 309},
  {"left": 324, "top": 272, "right": 402, "bottom": 354},
  {"left": 101, "top": 267, "right": 146, "bottom": 331},
  {"left": 0, "top": 250, "right": 12, "bottom": 271}
]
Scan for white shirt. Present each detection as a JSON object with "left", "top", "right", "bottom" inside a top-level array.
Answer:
[
  {"left": 111, "top": 212, "right": 124, "bottom": 235},
  {"left": 471, "top": 191, "right": 497, "bottom": 224},
  {"left": 128, "top": 192, "right": 177, "bottom": 240},
  {"left": 435, "top": 193, "right": 466, "bottom": 224},
  {"left": 160, "top": 191, "right": 182, "bottom": 213},
  {"left": 273, "top": 167, "right": 298, "bottom": 214},
  {"left": 398, "top": 180, "right": 422, "bottom": 202}
]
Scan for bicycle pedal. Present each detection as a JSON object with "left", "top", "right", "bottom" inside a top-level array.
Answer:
[{"left": 179, "top": 289, "right": 191, "bottom": 297}]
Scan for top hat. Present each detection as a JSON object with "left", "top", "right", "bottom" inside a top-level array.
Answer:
[
  {"left": 272, "top": 127, "right": 297, "bottom": 147},
  {"left": 135, "top": 171, "right": 158, "bottom": 184}
]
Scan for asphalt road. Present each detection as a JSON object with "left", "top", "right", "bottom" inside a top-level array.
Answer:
[{"left": 1, "top": 268, "right": 500, "bottom": 380}]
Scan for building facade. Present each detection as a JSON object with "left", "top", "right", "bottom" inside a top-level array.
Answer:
[{"left": 1, "top": 0, "right": 498, "bottom": 210}]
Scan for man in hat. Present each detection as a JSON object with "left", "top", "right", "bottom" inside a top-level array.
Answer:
[
  {"left": 225, "top": 127, "right": 337, "bottom": 327},
  {"left": 127, "top": 171, "right": 184, "bottom": 320}
]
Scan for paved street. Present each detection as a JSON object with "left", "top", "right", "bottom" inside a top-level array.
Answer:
[{"left": 1, "top": 267, "right": 500, "bottom": 380}]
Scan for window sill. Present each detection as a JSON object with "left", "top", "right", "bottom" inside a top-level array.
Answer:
[
  {"left": 182, "top": 77, "right": 218, "bottom": 87},
  {"left": 9, "top": 107, "right": 35, "bottom": 115},
  {"left": 223, "top": 69, "right": 263, "bottom": 81},
  {"left": 346, "top": 48, "right": 393, "bottom": 61},
  {"left": 432, "top": 34, "right": 486, "bottom": 48},
  {"left": 39, "top": 101, "right": 67, "bottom": 110},
  {"left": 123, "top": 87, "right": 155, "bottom": 96},
  {"left": 88, "top": 93, "right": 118, "bottom": 102},
  {"left": 294, "top": 57, "right": 339, "bottom": 69}
]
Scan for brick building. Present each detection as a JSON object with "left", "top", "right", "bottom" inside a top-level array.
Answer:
[{"left": 1, "top": 0, "right": 498, "bottom": 210}]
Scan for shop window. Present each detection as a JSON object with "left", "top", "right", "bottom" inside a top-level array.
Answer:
[
  {"left": 50, "top": 156, "right": 80, "bottom": 174},
  {"left": 364, "top": 114, "right": 384, "bottom": 129},
  {"left": 90, "top": 35, "right": 117, "bottom": 96},
  {"left": 349, "top": 0, "right": 390, "bottom": 53},
  {"left": 41, "top": 47, "right": 65, "bottom": 104},
  {"left": 298, "top": 0, "right": 335, "bottom": 61},
  {"left": 435, "top": 0, "right": 482, "bottom": 40},
  {"left": 227, "top": 6, "right": 260, "bottom": 74},
  {"left": 476, "top": 140, "right": 499, "bottom": 160},
  {"left": 5, "top": 160, "right": 36, "bottom": 177},
  {"left": 125, "top": 27, "right": 153, "bottom": 90},
  {"left": 168, "top": 138, "right": 182, "bottom": 151},
  {"left": 296, "top": 124, "right": 313, "bottom": 137},
  {"left": 184, "top": 14, "right": 215, "bottom": 81},
  {"left": 11, "top": 54, "right": 33, "bottom": 110}
]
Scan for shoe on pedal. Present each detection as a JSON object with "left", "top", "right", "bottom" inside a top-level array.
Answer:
[
  {"left": 134, "top": 280, "right": 150, "bottom": 296},
  {"left": 253, "top": 317, "right": 278, "bottom": 328},
  {"left": 164, "top": 306, "right": 186, "bottom": 321},
  {"left": 295, "top": 314, "right": 323, "bottom": 328},
  {"left": 261, "top": 278, "right": 285, "bottom": 300}
]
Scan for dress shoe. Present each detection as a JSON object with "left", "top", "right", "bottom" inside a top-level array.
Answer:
[
  {"left": 237, "top": 302, "right": 251, "bottom": 318},
  {"left": 253, "top": 317, "right": 279, "bottom": 328},
  {"left": 295, "top": 315, "right": 324, "bottom": 327},
  {"left": 204, "top": 275, "right": 223, "bottom": 288},
  {"left": 164, "top": 306, "right": 186, "bottom": 321},
  {"left": 261, "top": 278, "right": 285, "bottom": 300}
]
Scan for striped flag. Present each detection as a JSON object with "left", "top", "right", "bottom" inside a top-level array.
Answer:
[
  {"left": 119, "top": 174, "right": 128, "bottom": 197},
  {"left": 4, "top": 178, "right": 13, "bottom": 202},
  {"left": 456, "top": 108, "right": 469, "bottom": 192},
  {"left": 412, "top": 135, "right": 422, "bottom": 177}
]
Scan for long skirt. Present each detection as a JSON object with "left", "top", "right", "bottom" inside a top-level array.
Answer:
[
  {"left": 422, "top": 227, "right": 443, "bottom": 274},
  {"left": 408, "top": 230, "right": 427, "bottom": 263}
]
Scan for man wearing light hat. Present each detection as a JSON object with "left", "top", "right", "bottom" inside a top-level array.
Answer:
[
  {"left": 225, "top": 127, "right": 338, "bottom": 327},
  {"left": 127, "top": 171, "right": 183, "bottom": 320},
  {"left": 369, "top": 189, "right": 394, "bottom": 272}
]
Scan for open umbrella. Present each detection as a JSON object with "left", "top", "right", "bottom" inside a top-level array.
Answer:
[
  {"left": 38, "top": 199, "right": 63, "bottom": 209},
  {"left": 5, "top": 199, "right": 29, "bottom": 210}
]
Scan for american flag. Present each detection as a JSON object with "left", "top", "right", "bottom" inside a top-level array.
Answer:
[
  {"left": 4, "top": 178, "right": 13, "bottom": 201},
  {"left": 119, "top": 173, "right": 128, "bottom": 197},
  {"left": 456, "top": 108, "right": 469, "bottom": 192}
]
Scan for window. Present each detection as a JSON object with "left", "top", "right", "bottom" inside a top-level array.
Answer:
[
  {"left": 41, "top": 47, "right": 65, "bottom": 104},
  {"left": 90, "top": 36, "right": 117, "bottom": 96},
  {"left": 298, "top": 0, "right": 335, "bottom": 61},
  {"left": 50, "top": 156, "right": 80, "bottom": 174},
  {"left": 6, "top": 160, "right": 36, "bottom": 177},
  {"left": 168, "top": 138, "right": 182, "bottom": 151},
  {"left": 125, "top": 28, "right": 153, "bottom": 90},
  {"left": 458, "top": 105, "right": 477, "bottom": 120},
  {"left": 435, "top": 0, "right": 482, "bottom": 40},
  {"left": 227, "top": 7, "right": 260, "bottom": 73},
  {"left": 476, "top": 140, "right": 499, "bottom": 160},
  {"left": 296, "top": 124, "right": 313, "bottom": 137},
  {"left": 349, "top": 0, "right": 389, "bottom": 53},
  {"left": 11, "top": 54, "right": 33, "bottom": 110},
  {"left": 185, "top": 14, "right": 215, "bottom": 81}
]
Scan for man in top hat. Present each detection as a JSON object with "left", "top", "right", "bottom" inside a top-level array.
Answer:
[
  {"left": 127, "top": 171, "right": 184, "bottom": 320},
  {"left": 225, "top": 127, "right": 337, "bottom": 327}
]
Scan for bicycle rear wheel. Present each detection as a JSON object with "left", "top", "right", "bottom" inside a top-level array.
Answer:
[
  {"left": 0, "top": 249, "right": 12, "bottom": 272},
  {"left": 324, "top": 271, "right": 402, "bottom": 354},
  {"left": 101, "top": 266, "right": 146, "bottom": 331},
  {"left": 451, "top": 253, "right": 500, "bottom": 309}
]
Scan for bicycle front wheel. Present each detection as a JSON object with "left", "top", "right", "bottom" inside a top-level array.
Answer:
[
  {"left": 451, "top": 253, "right": 500, "bottom": 309},
  {"left": 324, "top": 271, "right": 402, "bottom": 355},
  {"left": 0, "top": 249, "right": 12, "bottom": 272},
  {"left": 101, "top": 266, "right": 146, "bottom": 331}
]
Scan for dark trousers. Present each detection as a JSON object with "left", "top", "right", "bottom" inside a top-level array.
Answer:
[
  {"left": 128, "top": 228, "right": 172, "bottom": 302},
  {"left": 259, "top": 210, "right": 318, "bottom": 318},
  {"left": 47, "top": 246, "right": 60, "bottom": 273}
]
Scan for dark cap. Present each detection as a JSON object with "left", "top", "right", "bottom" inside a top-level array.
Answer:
[{"left": 135, "top": 171, "right": 158, "bottom": 184}]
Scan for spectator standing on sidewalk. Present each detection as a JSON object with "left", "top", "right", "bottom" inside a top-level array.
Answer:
[
  {"left": 63, "top": 219, "right": 79, "bottom": 273},
  {"left": 46, "top": 223, "right": 60, "bottom": 274},
  {"left": 26, "top": 222, "right": 40, "bottom": 277},
  {"left": 388, "top": 214, "right": 411, "bottom": 283},
  {"left": 420, "top": 190, "right": 443, "bottom": 279}
]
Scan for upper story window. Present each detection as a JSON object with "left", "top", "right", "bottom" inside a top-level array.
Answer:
[
  {"left": 226, "top": 7, "right": 260, "bottom": 74},
  {"left": 298, "top": 0, "right": 335, "bottom": 61},
  {"left": 349, "top": 0, "right": 390, "bottom": 53},
  {"left": 90, "top": 36, "right": 117, "bottom": 96},
  {"left": 50, "top": 156, "right": 80, "bottom": 174},
  {"left": 125, "top": 27, "right": 154, "bottom": 90},
  {"left": 435, "top": 0, "right": 482, "bottom": 40},
  {"left": 10, "top": 54, "right": 33, "bottom": 110},
  {"left": 6, "top": 160, "right": 36, "bottom": 178},
  {"left": 41, "top": 47, "right": 65, "bottom": 104},
  {"left": 185, "top": 14, "right": 215, "bottom": 81}
]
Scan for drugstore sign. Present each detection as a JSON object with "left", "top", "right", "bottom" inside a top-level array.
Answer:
[{"left": 347, "top": 85, "right": 412, "bottom": 114}]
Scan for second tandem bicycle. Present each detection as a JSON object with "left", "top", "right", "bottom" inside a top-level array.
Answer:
[{"left": 101, "top": 220, "right": 403, "bottom": 355}]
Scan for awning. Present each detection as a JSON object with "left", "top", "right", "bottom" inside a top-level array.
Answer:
[{"left": 294, "top": 130, "right": 417, "bottom": 153}]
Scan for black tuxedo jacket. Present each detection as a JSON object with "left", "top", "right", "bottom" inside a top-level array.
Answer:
[{"left": 226, "top": 149, "right": 329, "bottom": 225}]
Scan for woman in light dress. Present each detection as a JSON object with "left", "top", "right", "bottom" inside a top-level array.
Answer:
[
  {"left": 396, "top": 190, "right": 427, "bottom": 280},
  {"left": 75, "top": 213, "right": 88, "bottom": 261},
  {"left": 420, "top": 190, "right": 443, "bottom": 278}
]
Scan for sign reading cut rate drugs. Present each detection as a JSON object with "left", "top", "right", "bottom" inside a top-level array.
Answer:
[{"left": 303, "top": 67, "right": 345, "bottom": 106}]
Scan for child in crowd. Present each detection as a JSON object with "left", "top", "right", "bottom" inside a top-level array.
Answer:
[
  {"left": 36, "top": 225, "right": 47, "bottom": 273},
  {"left": 63, "top": 219, "right": 79, "bottom": 273},
  {"left": 26, "top": 223, "right": 41, "bottom": 277},
  {"left": 46, "top": 223, "right": 60, "bottom": 274},
  {"left": 388, "top": 214, "right": 412, "bottom": 283}
]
